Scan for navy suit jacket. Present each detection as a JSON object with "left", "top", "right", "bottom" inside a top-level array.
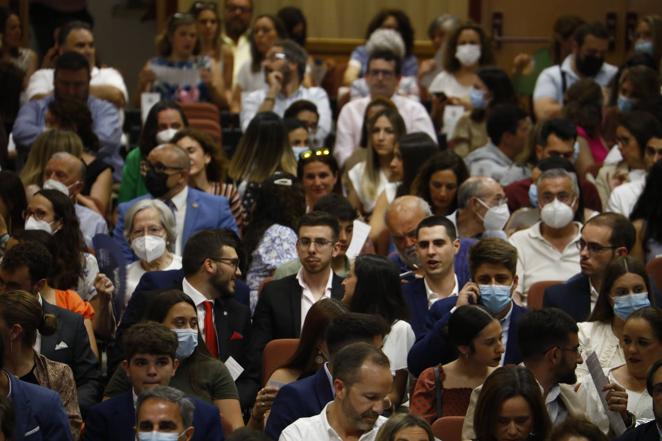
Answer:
[
  {"left": 613, "top": 420, "right": 658, "bottom": 441},
  {"left": 10, "top": 372, "right": 73, "bottom": 441},
  {"left": 82, "top": 391, "right": 223, "bottom": 441},
  {"left": 407, "top": 296, "right": 526, "bottom": 377},
  {"left": 113, "top": 187, "right": 238, "bottom": 262},
  {"left": 543, "top": 273, "right": 590, "bottom": 322},
  {"left": 40, "top": 302, "right": 101, "bottom": 413},
  {"left": 264, "top": 367, "right": 333, "bottom": 441}
]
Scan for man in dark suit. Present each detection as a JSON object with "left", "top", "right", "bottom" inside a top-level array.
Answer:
[
  {"left": 614, "top": 359, "right": 662, "bottom": 441},
  {"left": 402, "top": 216, "right": 461, "bottom": 338},
  {"left": 0, "top": 241, "right": 102, "bottom": 413},
  {"left": 408, "top": 238, "right": 526, "bottom": 377},
  {"left": 83, "top": 323, "right": 222, "bottom": 441},
  {"left": 115, "top": 229, "right": 254, "bottom": 408},
  {"left": 247, "top": 211, "right": 345, "bottom": 382},
  {"left": 544, "top": 213, "right": 635, "bottom": 322},
  {"left": 264, "top": 312, "right": 389, "bottom": 440},
  {"left": 113, "top": 143, "right": 238, "bottom": 262}
]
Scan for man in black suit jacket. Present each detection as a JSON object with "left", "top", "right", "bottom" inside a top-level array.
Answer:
[
  {"left": 114, "top": 229, "right": 254, "bottom": 408},
  {"left": 544, "top": 213, "right": 634, "bottom": 321},
  {"left": 0, "top": 242, "right": 102, "bottom": 413},
  {"left": 247, "top": 212, "right": 345, "bottom": 384}
]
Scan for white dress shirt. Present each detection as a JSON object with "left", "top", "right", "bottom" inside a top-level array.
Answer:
[
  {"left": 279, "top": 402, "right": 387, "bottom": 441},
  {"left": 334, "top": 95, "right": 436, "bottom": 167},
  {"left": 576, "top": 320, "right": 624, "bottom": 380},
  {"left": 607, "top": 176, "right": 646, "bottom": 217},
  {"left": 296, "top": 267, "right": 333, "bottom": 332},
  {"left": 222, "top": 32, "right": 251, "bottom": 84},
  {"left": 169, "top": 186, "right": 188, "bottom": 256},
  {"left": 424, "top": 274, "right": 459, "bottom": 307},
  {"left": 182, "top": 276, "right": 213, "bottom": 343}
]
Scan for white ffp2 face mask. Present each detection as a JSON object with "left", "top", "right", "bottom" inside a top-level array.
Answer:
[
  {"left": 540, "top": 198, "right": 574, "bottom": 229},
  {"left": 43, "top": 178, "right": 76, "bottom": 197},
  {"left": 156, "top": 128, "right": 179, "bottom": 144},
  {"left": 131, "top": 235, "right": 167, "bottom": 263},
  {"left": 24, "top": 216, "right": 55, "bottom": 235},
  {"left": 455, "top": 44, "right": 481, "bottom": 66}
]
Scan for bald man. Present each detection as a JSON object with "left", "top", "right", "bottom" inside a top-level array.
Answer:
[
  {"left": 43, "top": 152, "right": 108, "bottom": 250},
  {"left": 113, "top": 144, "right": 238, "bottom": 261},
  {"left": 454, "top": 176, "right": 509, "bottom": 239}
]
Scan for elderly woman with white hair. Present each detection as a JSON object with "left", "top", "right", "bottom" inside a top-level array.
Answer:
[{"left": 123, "top": 199, "right": 182, "bottom": 302}]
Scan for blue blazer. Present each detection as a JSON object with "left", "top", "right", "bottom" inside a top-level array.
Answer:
[
  {"left": 401, "top": 278, "right": 431, "bottom": 339},
  {"left": 82, "top": 391, "right": 223, "bottom": 441},
  {"left": 613, "top": 420, "right": 658, "bottom": 441},
  {"left": 113, "top": 187, "right": 238, "bottom": 262},
  {"left": 407, "top": 296, "right": 526, "bottom": 377},
  {"left": 10, "top": 373, "right": 73, "bottom": 441},
  {"left": 543, "top": 273, "right": 590, "bottom": 322},
  {"left": 265, "top": 367, "right": 333, "bottom": 441}
]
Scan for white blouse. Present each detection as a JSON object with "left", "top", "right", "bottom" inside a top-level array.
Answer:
[
  {"left": 382, "top": 320, "right": 416, "bottom": 373},
  {"left": 347, "top": 161, "right": 389, "bottom": 214},
  {"left": 577, "top": 321, "right": 624, "bottom": 379}
]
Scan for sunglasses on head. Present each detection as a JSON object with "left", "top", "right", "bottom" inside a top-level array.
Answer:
[{"left": 300, "top": 148, "right": 331, "bottom": 161}]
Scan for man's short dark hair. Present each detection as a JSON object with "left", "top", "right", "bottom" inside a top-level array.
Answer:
[
  {"left": 123, "top": 321, "right": 178, "bottom": 361},
  {"left": 584, "top": 213, "right": 636, "bottom": 252},
  {"left": 313, "top": 194, "right": 357, "bottom": 223},
  {"left": 331, "top": 342, "right": 390, "bottom": 387},
  {"left": 517, "top": 308, "right": 578, "bottom": 361},
  {"left": 537, "top": 118, "right": 577, "bottom": 147},
  {"left": 415, "top": 215, "right": 457, "bottom": 241},
  {"left": 284, "top": 99, "right": 319, "bottom": 120},
  {"left": 275, "top": 39, "right": 307, "bottom": 81},
  {"left": 57, "top": 20, "right": 93, "bottom": 47},
  {"left": 486, "top": 104, "right": 528, "bottom": 146},
  {"left": 469, "top": 238, "right": 518, "bottom": 279},
  {"left": 0, "top": 241, "right": 52, "bottom": 284},
  {"left": 367, "top": 49, "right": 402, "bottom": 76},
  {"left": 550, "top": 418, "right": 608, "bottom": 441},
  {"left": 54, "top": 51, "right": 90, "bottom": 77},
  {"left": 573, "top": 22, "right": 609, "bottom": 47},
  {"left": 325, "top": 312, "right": 389, "bottom": 356},
  {"left": 181, "top": 229, "right": 239, "bottom": 277},
  {"left": 297, "top": 211, "right": 340, "bottom": 240}
]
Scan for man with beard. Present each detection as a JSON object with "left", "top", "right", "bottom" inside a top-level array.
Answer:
[
  {"left": 221, "top": 0, "right": 253, "bottom": 83},
  {"left": 114, "top": 229, "right": 254, "bottom": 408},
  {"left": 13, "top": 51, "right": 122, "bottom": 171},
  {"left": 279, "top": 342, "right": 392, "bottom": 441},
  {"left": 247, "top": 212, "right": 344, "bottom": 384},
  {"left": 113, "top": 143, "right": 237, "bottom": 261},
  {"left": 240, "top": 39, "right": 331, "bottom": 143},
  {"left": 533, "top": 22, "right": 616, "bottom": 121},
  {"left": 613, "top": 360, "right": 662, "bottom": 441}
]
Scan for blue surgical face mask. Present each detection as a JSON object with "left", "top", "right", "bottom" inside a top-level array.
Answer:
[
  {"left": 137, "top": 431, "right": 183, "bottom": 441},
  {"left": 613, "top": 293, "right": 650, "bottom": 320},
  {"left": 469, "top": 87, "right": 488, "bottom": 110},
  {"left": 528, "top": 184, "right": 538, "bottom": 207},
  {"left": 479, "top": 284, "right": 512, "bottom": 314},
  {"left": 617, "top": 95, "right": 634, "bottom": 113},
  {"left": 173, "top": 328, "right": 198, "bottom": 360},
  {"left": 634, "top": 39, "right": 654, "bottom": 55},
  {"left": 292, "top": 146, "right": 309, "bottom": 160}
]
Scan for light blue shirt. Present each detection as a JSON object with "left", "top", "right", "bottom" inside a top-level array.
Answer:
[{"left": 75, "top": 203, "right": 108, "bottom": 249}]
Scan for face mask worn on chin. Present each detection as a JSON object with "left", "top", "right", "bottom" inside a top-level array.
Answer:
[
  {"left": 617, "top": 95, "right": 634, "bottom": 113},
  {"left": 478, "top": 200, "right": 510, "bottom": 232},
  {"left": 540, "top": 198, "right": 574, "bottom": 229},
  {"left": 469, "top": 87, "right": 488, "bottom": 110},
  {"left": 173, "top": 328, "right": 198, "bottom": 359},
  {"left": 613, "top": 293, "right": 650, "bottom": 320},
  {"left": 156, "top": 128, "right": 179, "bottom": 144},
  {"left": 24, "top": 216, "right": 55, "bottom": 235},
  {"left": 43, "top": 179, "right": 73, "bottom": 197},
  {"left": 634, "top": 39, "right": 654, "bottom": 55},
  {"left": 576, "top": 54, "right": 604, "bottom": 77},
  {"left": 479, "top": 284, "right": 512, "bottom": 314},
  {"left": 131, "top": 235, "right": 167, "bottom": 263},
  {"left": 455, "top": 44, "right": 481, "bottom": 66},
  {"left": 144, "top": 169, "right": 171, "bottom": 198},
  {"left": 137, "top": 431, "right": 184, "bottom": 441}
]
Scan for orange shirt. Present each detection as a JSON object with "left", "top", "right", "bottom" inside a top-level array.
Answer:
[{"left": 54, "top": 289, "right": 95, "bottom": 320}]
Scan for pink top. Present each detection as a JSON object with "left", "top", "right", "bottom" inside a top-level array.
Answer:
[{"left": 577, "top": 125, "right": 608, "bottom": 165}]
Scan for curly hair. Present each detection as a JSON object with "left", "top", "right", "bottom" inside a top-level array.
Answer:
[
  {"left": 442, "top": 22, "right": 495, "bottom": 73},
  {"left": 562, "top": 78, "right": 603, "bottom": 138}
]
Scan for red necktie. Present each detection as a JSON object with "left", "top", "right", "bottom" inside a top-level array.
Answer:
[{"left": 203, "top": 301, "right": 218, "bottom": 358}]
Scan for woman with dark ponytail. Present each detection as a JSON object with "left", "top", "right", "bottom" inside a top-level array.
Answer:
[{"left": 0, "top": 290, "right": 81, "bottom": 438}]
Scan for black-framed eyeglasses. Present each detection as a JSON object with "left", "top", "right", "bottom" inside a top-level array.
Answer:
[
  {"left": 140, "top": 161, "right": 186, "bottom": 175},
  {"left": 300, "top": 148, "right": 331, "bottom": 161},
  {"left": 576, "top": 239, "right": 618, "bottom": 255},
  {"left": 297, "top": 238, "right": 334, "bottom": 249},
  {"left": 214, "top": 257, "right": 240, "bottom": 271}
]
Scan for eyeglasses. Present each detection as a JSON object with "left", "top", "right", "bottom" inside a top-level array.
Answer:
[
  {"left": 300, "top": 148, "right": 331, "bottom": 161},
  {"left": 367, "top": 69, "right": 395, "bottom": 78},
  {"left": 297, "top": 238, "right": 334, "bottom": 249},
  {"left": 576, "top": 239, "right": 618, "bottom": 255},
  {"left": 140, "top": 161, "right": 186, "bottom": 175},
  {"left": 214, "top": 257, "right": 240, "bottom": 271},
  {"left": 22, "top": 208, "right": 50, "bottom": 221},
  {"left": 539, "top": 192, "right": 574, "bottom": 205}
]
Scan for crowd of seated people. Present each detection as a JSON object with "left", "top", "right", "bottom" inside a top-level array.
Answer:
[{"left": 0, "top": 2, "right": 661, "bottom": 440}]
